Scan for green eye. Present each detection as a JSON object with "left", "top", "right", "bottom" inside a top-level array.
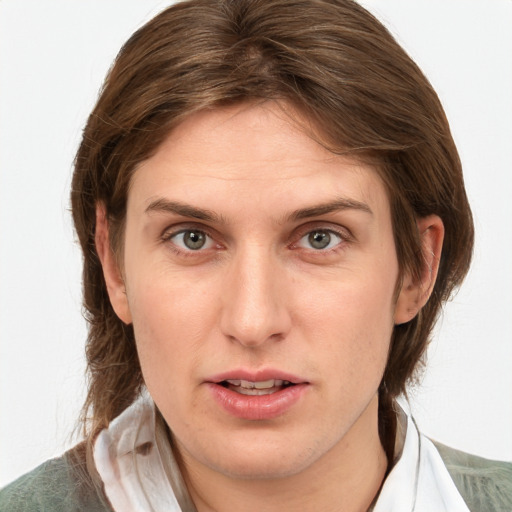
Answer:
[
  {"left": 183, "top": 231, "right": 206, "bottom": 250},
  {"left": 297, "top": 229, "right": 342, "bottom": 250},
  {"left": 170, "top": 230, "right": 213, "bottom": 251},
  {"left": 308, "top": 231, "right": 332, "bottom": 249}
]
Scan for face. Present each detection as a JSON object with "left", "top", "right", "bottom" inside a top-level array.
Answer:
[{"left": 105, "top": 102, "right": 412, "bottom": 481}]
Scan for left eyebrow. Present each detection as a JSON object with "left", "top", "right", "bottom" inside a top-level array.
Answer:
[
  {"left": 144, "top": 198, "right": 221, "bottom": 222},
  {"left": 289, "top": 198, "right": 373, "bottom": 221}
]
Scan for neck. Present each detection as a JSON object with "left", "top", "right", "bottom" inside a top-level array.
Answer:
[{"left": 178, "top": 395, "right": 388, "bottom": 512}]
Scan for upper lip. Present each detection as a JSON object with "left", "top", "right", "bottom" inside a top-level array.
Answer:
[{"left": 206, "top": 368, "right": 308, "bottom": 385}]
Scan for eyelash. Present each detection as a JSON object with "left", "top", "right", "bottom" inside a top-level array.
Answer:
[
  {"left": 160, "top": 226, "right": 220, "bottom": 257},
  {"left": 289, "top": 224, "right": 352, "bottom": 256},
  {"left": 293, "top": 229, "right": 346, "bottom": 252},
  {"left": 160, "top": 224, "right": 352, "bottom": 257}
]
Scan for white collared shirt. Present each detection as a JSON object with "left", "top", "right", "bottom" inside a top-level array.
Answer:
[{"left": 93, "top": 392, "right": 469, "bottom": 512}]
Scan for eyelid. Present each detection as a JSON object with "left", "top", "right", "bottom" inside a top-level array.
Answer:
[
  {"left": 290, "top": 222, "right": 353, "bottom": 243},
  {"left": 171, "top": 231, "right": 215, "bottom": 250},
  {"left": 160, "top": 223, "right": 221, "bottom": 252},
  {"left": 161, "top": 221, "right": 213, "bottom": 239},
  {"left": 297, "top": 230, "right": 342, "bottom": 250}
]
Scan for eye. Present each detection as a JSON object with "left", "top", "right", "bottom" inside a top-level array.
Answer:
[
  {"left": 297, "top": 229, "right": 343, "bottom": 250},
  {"left": 169, "top": 229, "right": 215, "bottom": 251}
]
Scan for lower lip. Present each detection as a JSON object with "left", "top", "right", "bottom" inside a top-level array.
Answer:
[{"left": 207, "top": 383, "right": 309, "bottom": 420}]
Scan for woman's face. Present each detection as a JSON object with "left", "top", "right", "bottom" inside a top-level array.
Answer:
[{"left": 106, "top": 102, "right": 414, "bottom": 481}]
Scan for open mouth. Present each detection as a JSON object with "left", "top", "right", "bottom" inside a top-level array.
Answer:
[
  {"left": 208, "top": 374, "right": 308, "bottom": 419},
  {"left": 219, "top": 379, "right": 295, "bottom": 396}
]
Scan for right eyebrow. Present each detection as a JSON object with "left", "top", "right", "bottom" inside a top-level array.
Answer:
[
  {"left": 289, "top": 198, "right": 373, "bottom": 221},
  {"left": 144, "top": 198, "right": 221, "bottom": 222}
]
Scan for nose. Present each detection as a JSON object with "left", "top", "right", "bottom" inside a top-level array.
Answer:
[{"left": 220, "top": 245, "right": 292, "bottom": 348}]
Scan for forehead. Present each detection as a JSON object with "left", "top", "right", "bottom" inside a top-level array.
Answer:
[{"left": 131, "top": 102, "right": 390, "bottom": 218}]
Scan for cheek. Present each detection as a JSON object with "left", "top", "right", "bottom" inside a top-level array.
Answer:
[
  {"left": 125, "top": 273, "right": 218, "bottom": 390},
  {"left": 295, "top": 268, "right": 396, "bottom": 374},
  {"left": 127, "top": 254, "right": 216, "bottom": 333}
]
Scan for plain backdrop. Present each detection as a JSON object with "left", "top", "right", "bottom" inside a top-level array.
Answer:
[{"left": 1, "top": 0, "right": 511, "bottom": 487}]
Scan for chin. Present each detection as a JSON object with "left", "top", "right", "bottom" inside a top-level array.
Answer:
[
  {"left": 208, "top": 450, "right": 314, "bottom": 480},
  {"left": 180, "top": 428, "right": 327, "bottom": 481}
]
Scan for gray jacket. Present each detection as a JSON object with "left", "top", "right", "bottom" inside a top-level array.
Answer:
[{"left": 1, "top": 441, "right": 511, "bottom": 511}]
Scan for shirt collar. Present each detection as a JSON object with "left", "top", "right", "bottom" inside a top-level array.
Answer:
[
  {"left": 93, "top": 392, "right": 469, "bottom": 512},
  {"left": 373, "top": 398, "right": 469, "bottom": 512}
]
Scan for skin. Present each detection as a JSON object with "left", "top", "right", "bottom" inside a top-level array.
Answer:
[{"left": 97, "top": 102, "right": 443, "bottom": 512}]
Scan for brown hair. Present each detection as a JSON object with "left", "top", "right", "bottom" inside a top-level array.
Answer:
[{"left": 71, "top": 0, "right": 473, "bottom": 446}]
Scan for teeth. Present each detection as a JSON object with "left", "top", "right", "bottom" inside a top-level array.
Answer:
[
  {"left": 236, "top": 387, "right": 275, "bottom": 396},
  {"left": 255, "top": 379, "right": 283, "bottom": 389},
  {"left": 225, "top": 379, "right": 285, "bottom": 389},
  {"left": 224, "top": 379, "right": 287, "bottom": 391}
]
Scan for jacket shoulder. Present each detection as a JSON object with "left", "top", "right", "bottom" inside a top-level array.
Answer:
[
  {"left": 0, "top": 443, "right": 112, "bottom": 512},
  {"left": 433, "top": 440, "right": 512, "bottom": 512}
]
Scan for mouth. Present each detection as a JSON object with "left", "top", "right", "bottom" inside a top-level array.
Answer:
[
  {"left": 219, "top": 379, "right": 295, "bottom": 396},
  {"left": 206, "top": 370, "right": 309, "bottom": 420}
]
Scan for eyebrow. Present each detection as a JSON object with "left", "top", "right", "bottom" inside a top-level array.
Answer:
[
  {"left": 289, "top": 198, "right": 373, "bottom": 221},
  {"left": 144, "top": 196, "right": 372, "bottom": 224},
  {"left": 145, "top": 198, "right": 221, "bottom": 222}
]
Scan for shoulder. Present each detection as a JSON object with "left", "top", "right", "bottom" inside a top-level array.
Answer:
[
  {"left": 433, "top": 440, "right": 512, "bottom": 512},
  {"left": 0, "top": 443, "right": 112, "bottom": 512}
]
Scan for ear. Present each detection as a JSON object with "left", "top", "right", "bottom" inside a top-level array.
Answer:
[
  {"left": 95, "top": 203, "right": 132, "bottom": 324},
  {"left": 394, "top": 215, "right": 444, "bottom": 325}
]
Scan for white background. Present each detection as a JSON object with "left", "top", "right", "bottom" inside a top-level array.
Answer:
[{"left": 1, "top": 0, "right": 511, "bottom": 487}]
